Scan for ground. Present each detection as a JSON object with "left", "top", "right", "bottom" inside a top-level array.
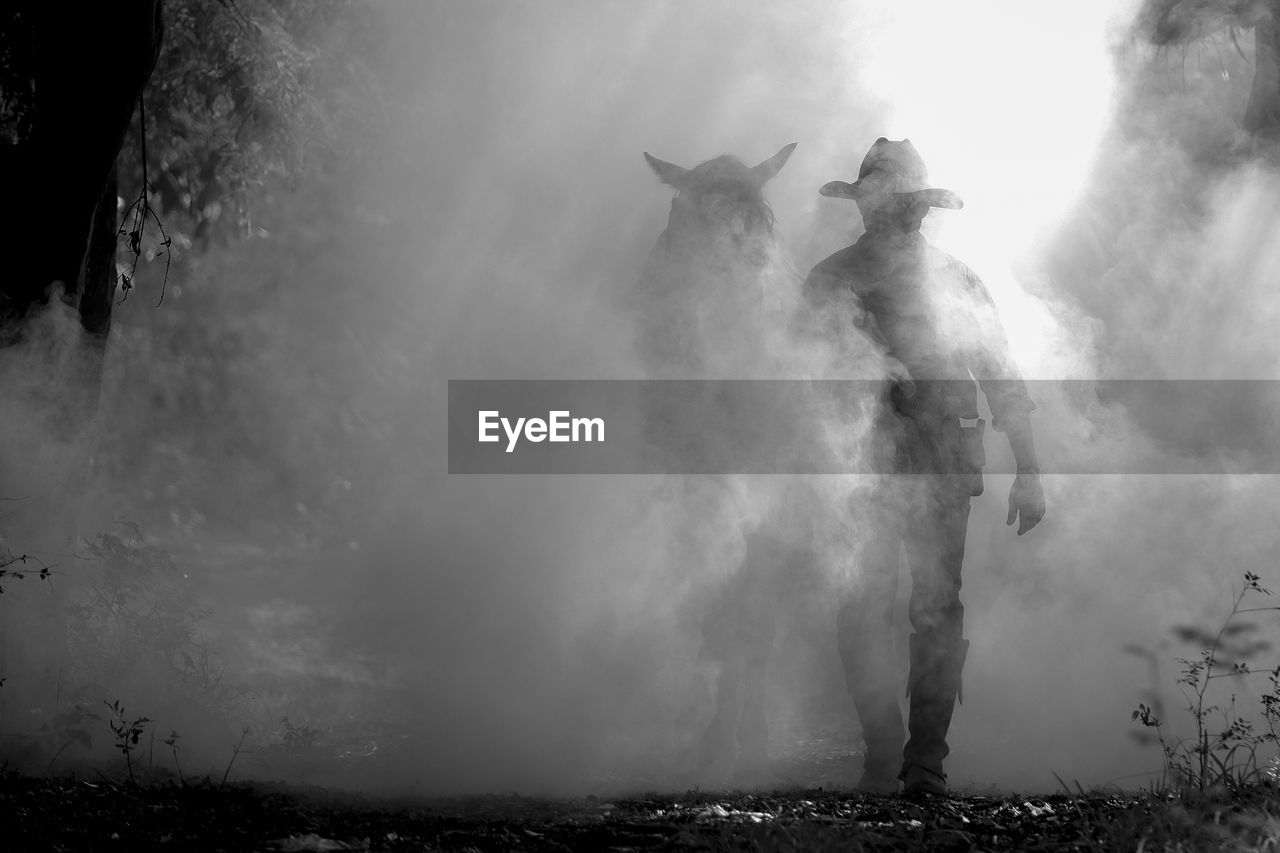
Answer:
[{"left": 7, "top": 772, "right": 1280, "bottom": 851}]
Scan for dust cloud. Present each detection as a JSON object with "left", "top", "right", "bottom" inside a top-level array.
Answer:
[{"left": 4, "top": 0, "right": 1280, "bottom": 796}]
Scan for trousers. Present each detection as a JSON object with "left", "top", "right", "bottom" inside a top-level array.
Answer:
[{"left": 836, "top": 434, "right": 975, "bottom": 775}]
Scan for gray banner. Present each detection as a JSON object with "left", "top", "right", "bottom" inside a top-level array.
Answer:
[{"left": 448, "top": 380, "right": 1280, "bottom": 475}]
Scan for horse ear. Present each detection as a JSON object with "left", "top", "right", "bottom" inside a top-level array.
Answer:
[
  {"left": 751, "top": 142, "right": 798, "bottom": 184},
  {"left": 644, "top": 152, "right": 691, "bottom": 189}
]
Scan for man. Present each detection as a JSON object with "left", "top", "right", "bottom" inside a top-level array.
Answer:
[{"left": 803, "top": 138, "right": 1045, "bottom": 796}]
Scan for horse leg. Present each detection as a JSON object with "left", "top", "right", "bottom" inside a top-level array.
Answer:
[
  {"left": 697, "top": 652, "right": 744, "bottom": 775},
  {"left": 736, "top": 615, "right": 773, "bottom": 775},
  {"left": 733, "top": 532, "right": 778, "bottom": 777}
]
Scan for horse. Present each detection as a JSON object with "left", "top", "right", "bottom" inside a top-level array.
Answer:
[
  {"left": 635, "top": 144, "right": 796, "bottom": 379},
  {"left": 634, "top": 143, "right": 806, "bottom": 779}
]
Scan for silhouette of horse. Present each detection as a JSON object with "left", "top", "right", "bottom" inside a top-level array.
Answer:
[
  {"left": 634, "top": 143, "right": 803, "bottom": 779},
  {"left": 636, "top": 144, "right": 796, "bottom": 379}
]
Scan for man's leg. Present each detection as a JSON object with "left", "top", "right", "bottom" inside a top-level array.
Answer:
[
  {"left": 901, "top": 483, "right": 972, "bottom": 795},
  {"left": 837, "top": 527, "right": 905, "bottom": 793}
]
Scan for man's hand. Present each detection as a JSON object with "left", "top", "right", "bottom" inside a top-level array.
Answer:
[{"left": 1006, "top": 472, "right": 1045, "bottom": 535}]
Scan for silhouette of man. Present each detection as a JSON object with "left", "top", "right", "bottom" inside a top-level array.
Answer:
[{"left": 803, "top": 138, "right": 1045, "bottom": 796}]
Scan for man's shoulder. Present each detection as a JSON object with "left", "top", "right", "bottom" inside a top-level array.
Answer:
[
  {"left": 804, "top": 244, "right": 872, "bottom": 290},
  {"left": 811, "top": 243, "right": 867, "bottom": 273},
  {"left": 925, "top": 245, "right": 990, "bottom": 295},
  {"left": 923, "top": 244, "right": 966, "bottom": 273}
]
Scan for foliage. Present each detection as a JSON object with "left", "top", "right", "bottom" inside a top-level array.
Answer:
[
  {"left": 0, "top": 0, "right": 385, "bottom": 308},
  {"left": 0, "top": 540, "right": 51, "bottom": 594},
  {"left": 0, "top": 9, "right": 35, "bottom": 144},
  {"left": 37, "top": 703, "right": 101, "bottom": 772},
  {"left": 89, "top": 1, "right": 400, "bottom": 544},
  {"left": 117, "top": 144, "right": 173, "bottom": 305},
  {"left": 223, "top": 725, "right": 252, "bottom": 787},
  {"left": 98, "top": 161, "right": 405, "bottom": 544},
  {"left": 121, "top": 0, "right": 385, "bottom": 253},
  {"left": 104, "top": 699, "right": 152, "bottom": 784},
  {"left": 1130, "top": 571, "right": 1280, "bottom": 792},
  {"left": 280, "top": 715, "right": 320, "bottom": 753},
  {"left": 68, "top": 523, "right": 211, "bottom": 689},
  {"left": 57, "top": 520, "right": 255, "bottom": 751},
  {"left": 162, "top": 729, "right": 186, "bottom": 783}
]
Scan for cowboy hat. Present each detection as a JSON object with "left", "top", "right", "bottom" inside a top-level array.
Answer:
[{"left": 818, "top": 138, "right": 963, "bottom": 210}]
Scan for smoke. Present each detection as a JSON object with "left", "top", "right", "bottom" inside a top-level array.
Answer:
[
  {"left": 6, "top": 0, "right": 1280, "bottom": 796},
  {"left": 943, "top": 3, "right": 1280, "bottom": 789}
]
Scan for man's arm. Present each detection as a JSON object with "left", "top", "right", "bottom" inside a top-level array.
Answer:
[
  {"left": 948, "top": 255, "right": 1045, "bottom": 534},
  {"left": 1001, "top": 412, "right": 1045, "bottom": 534},
  {"left": 1002, "top": 412, "right": 1039, "bottom": 475},
  {"left": 980, "top": 383, "right": 1044, "bottom": 534}
]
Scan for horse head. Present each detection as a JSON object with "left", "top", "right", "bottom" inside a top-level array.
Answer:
[{"left": 643, "top": 143, "right": 796, "bottom": 268}]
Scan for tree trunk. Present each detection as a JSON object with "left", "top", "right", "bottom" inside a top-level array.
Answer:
[
  {"left": 0, "top": 2, "right": 162, "bottom": 327},
  {"left": 1245, "top": 0, "right": 1280, "bottom": 137},
  {"left": 79, "top": 167, "right": 120, "bottom": 340},
  {"left": 0, "top": 4, "right": 162, "bottom": 548}
]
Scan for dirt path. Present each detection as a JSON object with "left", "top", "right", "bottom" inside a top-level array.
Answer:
[{"left": 7, "top": 771, "right": 1276, "bottom": 851}]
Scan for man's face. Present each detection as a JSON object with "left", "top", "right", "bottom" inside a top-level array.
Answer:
[{"left": 856, "top": 193, "right": 929, "bottom": 234}]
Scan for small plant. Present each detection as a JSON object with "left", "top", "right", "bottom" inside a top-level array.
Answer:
[
  {"left": 68, "top": 525, "right": 210, "bottom": 690},
  {"left": 116, "top": 95, "right": 172, "bottom": 306},
  {"left": 67, "top": 522, "right": 251, "bottom": 723},
  {"left": 280, "top": 716, "right": 319, "bottom": 753},
  {"left": 162, "top": 729, "right": 185, "bottom": 784},
  {"left": 104, "top": 700, "right": 151, "bottom": 784},
  {"left": 1131, "top": 571, "right": 1280, "bottom": 792},
  {"left": 39, "top": 703, "right": 101, "bottom": 772},
  {"left": 0, "top": 547, "right": 52, "bottom": 594},
  {"left": 221, "top": 725, "right": 251, "bottom": 787}
]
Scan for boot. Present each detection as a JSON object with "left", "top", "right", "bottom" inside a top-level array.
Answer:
[
  {"left": 837, "top": 581, "right": 910, "bottom": 793},
  {"left": 901, "top": 632, "right": 969, "bottom": 796},
  {"left": 838, "top": 616, "right": 905, "bottom": 794},
  {"left": 853, "top": 687, "right": 905, "bottom": 794},
  {"left": 842, "top": 664, "right": 905, "bottom": 793}
]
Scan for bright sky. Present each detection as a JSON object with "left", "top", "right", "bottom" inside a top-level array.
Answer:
[{"left": 849, "top": 0, "right": 1125, "bottom": 375}]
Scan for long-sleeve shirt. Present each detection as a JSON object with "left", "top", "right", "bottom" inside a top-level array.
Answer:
[{"left": 802, "top": 231, "right": 1035, "bottom": 433}]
